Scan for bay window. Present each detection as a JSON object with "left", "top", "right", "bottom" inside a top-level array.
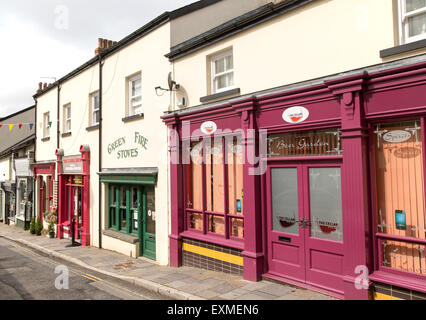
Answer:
[
  {"left": 399, "top": 0, "right": 426, "bottom": 43},
  {"left": 185, "top": 136, "right": 244, "bottom": 240}
]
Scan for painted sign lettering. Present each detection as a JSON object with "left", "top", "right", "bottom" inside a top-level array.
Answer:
[
  {"left": 107, "top": 132, "right": 148, "bottom": 160},
  {"left": 383, "top": 130, "right": 411, "bottom": 143},
  {"left": 282, "top": 106, "right": 309, "bottom": 124}
]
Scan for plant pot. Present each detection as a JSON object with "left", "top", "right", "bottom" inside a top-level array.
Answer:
[{"left": 48, "top": 232, "right": 55, "bottom": 239}]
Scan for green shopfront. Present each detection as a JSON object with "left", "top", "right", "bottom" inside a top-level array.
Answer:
[{"left": 99, "top": 169, "right": 157, "bottom": 260}]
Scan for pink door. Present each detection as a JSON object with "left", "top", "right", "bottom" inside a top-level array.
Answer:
[{"left": 266, "top": 162, "right": 344, "bottom": 295}]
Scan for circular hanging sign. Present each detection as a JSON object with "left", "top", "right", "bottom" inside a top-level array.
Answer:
[
  {"left": 201, "top": 121, "right": 217, "bottom": 135},
  {"left": 383, "top": 130, "right": 411, "bottom": 143},
  {"left": 282, "top": 106, "right": 309, "bottom": 124}
]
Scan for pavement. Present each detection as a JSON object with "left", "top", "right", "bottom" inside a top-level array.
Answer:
[{"left": 0, "top": 224, "right": 335, "bottom": 300}]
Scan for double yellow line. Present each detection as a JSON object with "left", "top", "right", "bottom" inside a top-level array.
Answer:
[{"left": 81, "top": 273, "right": 103, "bottom": 282}]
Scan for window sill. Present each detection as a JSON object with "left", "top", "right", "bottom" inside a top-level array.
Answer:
[
  {"left": 380, "top": 38, "right": 426, "bottom": 58},
  {"left": 200, "top": 88, "right": 241, "bottom": 103},
  {"left": 41, "top": 137, "right": 50, "bottom": 142},
  {"left": 61, "top": 132, "right": 71, "bottom": 138},
  {"left": 103, "top": 229, "right": 139, "bottom": 244},
  {"left": 369, "top": 270, "right": 426, "bottom": 295},
  {"left": 122, "top": 113, "right": 144, "bottom": 123},
  {"left": 86, "top": 124, "right": 99, "bottom": 132}
]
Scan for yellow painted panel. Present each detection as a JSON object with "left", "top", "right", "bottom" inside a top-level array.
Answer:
[
  {"left": 374, "top": 292, "right": 403, "bottom": 301},
  {"left": 183, "top": 243, "right": 244, "bottom": 266}
]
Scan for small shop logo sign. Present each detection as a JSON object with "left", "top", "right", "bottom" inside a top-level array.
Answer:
[
  {"left": 383, "top": 130, "right": 411, "bottom": 143},
  {"left": 201, "top": 121, "right": 217, "bottom": 135},
  {"left": 282, "top": 106, "right": 309, "bottom": 124}
]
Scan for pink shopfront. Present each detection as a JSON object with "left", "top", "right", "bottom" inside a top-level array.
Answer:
[{"left": 163, "top": 60, "right": 426, "bottom": 300}]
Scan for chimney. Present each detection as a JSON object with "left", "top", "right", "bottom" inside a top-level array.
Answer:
[
  {"left": 43, "top": 83, "right": 48, "bottom": 90},
  {"left": 37, "top": 82, "right": 43, "bottom": 94},
  {"left": 95, "top": 38, "right": 117, "bottom": 56}
]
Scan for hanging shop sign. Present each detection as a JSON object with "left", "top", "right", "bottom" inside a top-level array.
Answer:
[
  {"left": 383, "top": 130, "right": 412, "bottom": 143},
  {"left": 282, "top": 106, "right": 309, "bottom": 124},
  {"left": 107, "top": 132, "right": 148, "bottom": 160},
  {"left": 201, "top": 121, "right": 217, "bottom": 135}
]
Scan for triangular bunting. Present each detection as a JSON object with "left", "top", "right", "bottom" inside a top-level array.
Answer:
[
  {"left": 18, "top": 124, "right": 22, "bottom": 129},
  {"left": 48, "top": 121, "right": 52, "bottom": 128},
  {"left": 0, "top": 124, "right": 2, "bottom": 129},
  {"left": 8, "top": 124, "right": 14, "bottom": 132},
  {"left": 29, "top": 123, "right": 34, "bottom": 130}
]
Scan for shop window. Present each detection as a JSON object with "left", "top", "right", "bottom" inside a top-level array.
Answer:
[
  {"left": 146, "top": 188, "right": 156, "bottom": 235},
  {"left": 210, "top": 50, "right": 234, "bottom": 94},
  {"left": 267, "top": 128, "right": 342, "bottom": 158},
  {"left": 398, "top": 0, "right": 426, "bottom": 44},
  {"left": 108, "top": 184, "right": 139, "bottom": 236},
  {"left": 374, "top": 120, "right": 426, "bottom": 276},
  {"left": 185, "top": 136, "right": 244, "bottom": 240}
]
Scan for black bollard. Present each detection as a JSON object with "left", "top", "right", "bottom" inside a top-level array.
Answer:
[{"left": 66, "top": 217, "right": 81, "bottom": 247}]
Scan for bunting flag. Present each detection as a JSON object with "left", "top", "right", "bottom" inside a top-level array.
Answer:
[{"left": 0, "top": 122, "right": 35, "bottom": 133}]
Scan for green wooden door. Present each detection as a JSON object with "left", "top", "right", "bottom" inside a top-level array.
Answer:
[{"left": 140, "top": 187, "right": 156, "bottom": 260}]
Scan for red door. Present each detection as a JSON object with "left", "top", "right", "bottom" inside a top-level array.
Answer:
[{"left": 266, "top": 161, "right": 344, "bottom": 295}]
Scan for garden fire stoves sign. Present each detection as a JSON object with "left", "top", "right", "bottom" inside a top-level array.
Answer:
[{"left": 107, "top": 132, "right": 148, "bottom": 159}]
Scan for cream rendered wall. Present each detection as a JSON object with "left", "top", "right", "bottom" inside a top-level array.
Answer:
[
  {"left": 102, "top": 23, "right": 171, "bottom": 265},
  {"left": 36, "top": 89, "right": 58, "bottom": 162},
  {"left": 59, "top": 64, "right": 100, "bottom": 247},
  {"left": 173, "top": 0, "right": 425, "bottom": 108},
  {"left": 0, "top": 156, "right": 11, "bottom": 182}
]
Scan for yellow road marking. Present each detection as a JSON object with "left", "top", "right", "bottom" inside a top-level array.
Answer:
[{"left": 82, "top": 274, "right": 103, "bottom": 282}]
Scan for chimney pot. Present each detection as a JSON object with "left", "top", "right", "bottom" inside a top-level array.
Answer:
[{"left": 43, "top": 83, "right": 47, "bottom": 90}]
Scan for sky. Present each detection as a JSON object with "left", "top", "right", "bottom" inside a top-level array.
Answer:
[{"left": 0, "top": 0, "right": 197, "bottom": 117}]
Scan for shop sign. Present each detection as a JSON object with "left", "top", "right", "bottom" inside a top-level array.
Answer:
[
  {"left": 107, "top": 132, "right": 148, "bottom": 160},
  {"left": 282, "top": 106, "right": 309, "bottom": 124},
  {"left": 63, "top": 160, "right": 83, "bottom": 174},
  {"left": 383, "top": 130, "right": 411, "bottom": 143},
  {"left": 201, "top": 121, "right": 217, "bottom": 135},
  {"left": 14, "top": 159, "right": 32, "bottom": 177}
]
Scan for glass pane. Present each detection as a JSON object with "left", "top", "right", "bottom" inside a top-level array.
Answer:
[
  {"left": 309, "top": 167, "right": 343, "bottom": 242},
  {"left": 208, "top": 215, "right": 225, "bottom": 235},
  {"left": 146, "top": 189, "right": 156, "bottom": 235},
  {"left": 226, "top": 54, "right": 233, "bottom": 70},
  {"left": 93, "top": 94, "right": 100, "bottom": 110},
  {"left": 216, "top": 73, "right": 233, "bottom": 90},
  {"left": 110, "top": 207, "right": 116, "bottom": 227},
  {"left": 120, "top": 208, "right": 127, "bottom": 229},
  {"left": 186, "top": 142, "right": 203, "bottom": 211},
  {"left": 120, "top": 187, "right": 126, "bottom": 207},
  {"left": 408, "top": 13, "right": 426, "bottom": 37},
  {"left": 93, "top": 110, "right": 99, "bottom": 124},
  {"left": 189, "top": 212, "right": 203, "bottom": 231},
  {"left": 382, "top": 239, "right": 426, "bottom": 275},
  {"left": 227, "top": 137, "right": 244, "bottom": 216},
  {"left": 268, "top": 129, "right": 342, "bottom": 158},
  {"left": 231, "top": 218, "right": 244, "bottom": 239},
  {"left": 131, "top": 187, "right": 138, "bottom": 209},
  {"left": 132, "top": 209, "right": 138, "bottom": 231},
  {"left": 215, "top": 57, "right": 225, "bottom": 74},
  {"left": 131, "top": 78, "right": 141, "bottom": 96},
  {"left": 406, "top": 0, "right": 426, "bottom": 12},
  {"left": 205, "top": 138, "right": 225, "bottom": 213},
  {"left": 374, "top": 121, "right": 425, "bottom": 240},
  {"left": 271, "top": 168, "right": 299, "bottom": 235}
]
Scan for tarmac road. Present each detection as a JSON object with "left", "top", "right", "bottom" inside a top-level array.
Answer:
[{"left": 0, "top": 237, "right": 170, "bottom": 300}]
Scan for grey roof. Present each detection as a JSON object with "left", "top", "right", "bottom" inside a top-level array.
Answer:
[{"left": 0, "top": 106, "right": 35, "bottom": 155}]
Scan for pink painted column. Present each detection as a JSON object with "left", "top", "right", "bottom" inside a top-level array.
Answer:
[
  {"left": 166, "top": 117, "right": 183, "bottom": 267},
  {"left": 326, "top": 73, "right": 371, "bottom": 300},
  {"left": 56, "top": 149, "right": 64, "bottom": 239},
  {"left": 233, "top": 98, "right": 264, "bottom": 281},
  {"left": 80, "top": 145, "right": 91, "bottom": 247}
]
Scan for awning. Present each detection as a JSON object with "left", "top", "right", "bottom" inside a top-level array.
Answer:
[{"left": 98, "top": 168, "right": 158, "bottom": 186}]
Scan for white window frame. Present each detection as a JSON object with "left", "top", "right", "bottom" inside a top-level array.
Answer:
[
  {"left": 63, "top": 104, "right": 71, "bottom": 133},
  {"left": 128, "top": 74, "right": 142, "bottom": 116},
  {"left": 43, "top": 112, "right": 50, "bottom": 138},
  {"left": 91, "top": 92, "right": 100, "bottom": 126},
  {"left": 398, "top": 0, "right": 426, "bottom": 44},
  {"left": 211, "top": 50, "right": 234, "bottom": 94}
]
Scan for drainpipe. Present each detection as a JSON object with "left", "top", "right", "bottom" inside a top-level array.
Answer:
[
  {"left": 98, "top": 54, "right": 103, "bottom": 249},
  {"left": 57, "top": 85, "right": 61, "bottom": 151},
  {"left": 33, "top": 98, "right": 37, "bottom": 222}
]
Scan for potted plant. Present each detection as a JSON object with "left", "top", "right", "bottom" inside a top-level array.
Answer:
[
  {"left": 35, "top": 218, "right": 43, "bottom": 236},
  {"left": 47, "top": 219, "right": 56, "bottom": 239},
  {"left": 29, "top": 218, "right": 36, "bottom": 235}
]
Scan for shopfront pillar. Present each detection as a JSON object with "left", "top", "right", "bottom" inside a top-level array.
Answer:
[
  {"left": 56, "top": 149, "right": 64, "bottom": 239},
  {"left": 233, "top": 98, "right": 264, "bottom": 281},
  {"left": 80, "top": 145, "right": 90, "bottom": 246},
  {"left": 166, "top": 117, "right": 184, "bottom": 267},
  {"left": 326, "top": 73, "right": 371, "bottom": 300}
]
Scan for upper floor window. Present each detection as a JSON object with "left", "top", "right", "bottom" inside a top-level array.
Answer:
[
  {"left": 211, "top": 50, "right": 234, "bottom": 94},
  {"left": 63, "top": 103, "right": 71, "bottom": 133},
  {"left": 399, "top": 0, "right": 426, "bottom": 43},
  {"left": 127, "top": 73, "right": 142, "bottom": 116},
  {"left": 43, "top": 112, "right": 50, "bottom": 138},
  {"left": 90, "top": 92, "right": 100, "bottom": 126}
]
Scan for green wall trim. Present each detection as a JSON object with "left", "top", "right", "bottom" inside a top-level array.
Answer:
[{"left": 100, "top": 175, "right": 156, "bottom": 185}]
